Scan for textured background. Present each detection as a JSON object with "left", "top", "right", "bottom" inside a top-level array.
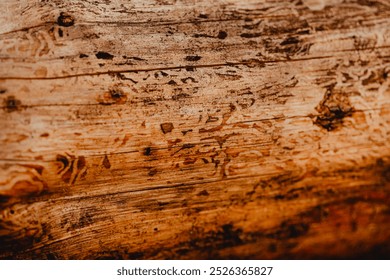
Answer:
[{"left": 0, "top": 0, "right": 389, "bottom": 259}]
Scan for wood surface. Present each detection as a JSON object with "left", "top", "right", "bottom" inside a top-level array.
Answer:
[{"left": 0, "top": 0, "right": 390, "bottom": 259}]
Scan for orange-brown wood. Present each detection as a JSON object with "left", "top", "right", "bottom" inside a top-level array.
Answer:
[{"left": 0, "top": 0, "right": 389, "bottom": 259}]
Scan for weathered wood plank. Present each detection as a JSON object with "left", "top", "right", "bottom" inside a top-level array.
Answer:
[
  {"left": 1, "top": 54, "right": 389, "bottom": 159},
  {"left": 0, "top": 0, "right": 389, "bottom": 259},
  {"left": 1, "top": 158, "right": 389, "bottom": 259},
  {"left": 1, "top": 0, "right": 390, "bottom": 78}
]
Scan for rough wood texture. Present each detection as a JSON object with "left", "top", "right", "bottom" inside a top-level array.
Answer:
[{"left": 0, "top": 0, "right": 390, "bottom": 259}]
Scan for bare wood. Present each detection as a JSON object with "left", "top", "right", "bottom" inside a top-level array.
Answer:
[{"left": 0, "top": 0, "right": 389, "bottom": 259}]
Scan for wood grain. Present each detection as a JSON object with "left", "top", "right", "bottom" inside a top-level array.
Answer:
[{"left": 0, "top": 0, "right": 389, "bottom": 259}]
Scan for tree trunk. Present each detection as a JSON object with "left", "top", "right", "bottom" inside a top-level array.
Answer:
[{"left": 0, "top": 0, "right": 389, "bottom": 259}]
